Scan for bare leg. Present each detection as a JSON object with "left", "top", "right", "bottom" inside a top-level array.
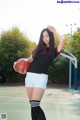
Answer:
[
  {"left": 31, "top": 87, "right": 45, "bottom": 100},
  {"left": 26, "top": 87, "right": 45, "bottom": 101},
  {"left": 26, "top": 87, "right": 38, "bottom": 120},
  {"left": 26, "top": 87, "right": 33, "bottom": 101},
  {"left": 26, "top": 87, "right": 46, "bottom": 120}
]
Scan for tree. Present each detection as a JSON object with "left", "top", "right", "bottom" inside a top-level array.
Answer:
[
  {"left": 48, "top": 56, "right": 69, "bottom": 84},
  {"left": 72, "top": 27, "right": 80, "bottom": 81},
  {"left": 0, "top": 27, "right": 36, "bottom": 83},
  {"left": 28, "top": 40, "right": 37, "bottom": 55},
  {"left": 63, "top": 33, "right": 70, "bottom": 50},
  {"left": 72, "top": 27, "right": 80, "bottom": 60}
]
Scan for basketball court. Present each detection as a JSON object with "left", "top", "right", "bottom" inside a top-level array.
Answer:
[{"left": 0, "top": 85, "right": 80, "bottom": 120}]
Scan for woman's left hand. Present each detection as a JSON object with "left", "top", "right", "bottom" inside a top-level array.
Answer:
[{"left": 47, "top": 25, "right": 56, "bottom": 33}]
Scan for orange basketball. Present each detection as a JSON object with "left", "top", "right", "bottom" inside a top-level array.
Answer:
[{"left": 13, "top": 58, "right": 30, "bottom": 74}]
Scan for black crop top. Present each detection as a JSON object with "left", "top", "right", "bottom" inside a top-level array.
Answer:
[{"left": 28, "top": 47, "right": 60, "bottom": 74}]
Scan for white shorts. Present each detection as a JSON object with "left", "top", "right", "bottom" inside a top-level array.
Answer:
[{"left": 25, "top": 72, "right": 48, "bottom": 90}]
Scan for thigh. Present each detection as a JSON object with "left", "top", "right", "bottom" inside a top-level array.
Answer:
[
  {"left": 32, "top": 87, "right": 45, "bottom": 101},
  {"left": 26, "top": 87, "right": 33, "bottom": 101}
]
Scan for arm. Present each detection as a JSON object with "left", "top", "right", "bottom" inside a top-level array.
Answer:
[
  {"left": 47, "top": 26, "right": 65, "bottom": 53},
  {"left": 27, "top": 54, "right": 34, "bottom": 63}
]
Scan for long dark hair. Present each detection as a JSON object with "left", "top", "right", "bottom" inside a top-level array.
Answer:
[{"left": 32, "top": 28, "right": 55, "bottom": 58}]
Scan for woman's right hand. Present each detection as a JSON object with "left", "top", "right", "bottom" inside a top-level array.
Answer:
[{"left": 47, "top": 25, "right": 56, "bottom": 33}]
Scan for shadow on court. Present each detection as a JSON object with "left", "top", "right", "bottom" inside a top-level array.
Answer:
[{"left": 0, "top": 85, "right": 80, "bottom": 120}]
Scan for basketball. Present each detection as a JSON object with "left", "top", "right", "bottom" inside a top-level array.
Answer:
[{"left": 13, "top": 58, "right": 30, "bottom": 74}]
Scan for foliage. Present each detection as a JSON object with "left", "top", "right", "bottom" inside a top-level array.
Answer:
[
  {"left": 72, "top": 27, "right": 80, "bottom": 81},
  {"left": 63, "top": 33, "right": 70, "bottom": 50},
  {"left": 0, "top": 27, "right": 36, "bottom": 83},
  {"left": 28, "top": 40, "right": 37, "bottom": 55},
  {"left": 72, "top": 27, "right": 80, "bottom": 61},
  {"left": 48, "top": 56, "right": 69, "bottom": 84}
]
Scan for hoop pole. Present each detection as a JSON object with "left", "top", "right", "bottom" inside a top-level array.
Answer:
[
  {"left": 74, "top": 68, "right": 78, "bottom": 90},
  {"left": 69, "top": 60, "right": 72, "bottom": 88}
]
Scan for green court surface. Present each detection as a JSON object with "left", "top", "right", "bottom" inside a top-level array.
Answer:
[{"left": 0, "top": 85, "right": 80, "bottom": 120}]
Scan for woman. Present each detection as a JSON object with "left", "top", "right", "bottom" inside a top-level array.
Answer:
[{"left": 25, "top": 25, "right": 65, "bottom": 120}]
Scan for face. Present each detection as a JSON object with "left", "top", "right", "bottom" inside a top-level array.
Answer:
[{"left": 42, "top": 31, "right": 50, "bottom": 45}]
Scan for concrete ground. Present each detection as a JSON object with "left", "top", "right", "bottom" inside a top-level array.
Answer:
[{"left": 0, "top": 85, "right": 80, "bottom": 120}]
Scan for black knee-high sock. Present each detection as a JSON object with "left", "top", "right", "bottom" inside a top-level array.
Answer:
[
  {"left": 31, "top": 100, "right": 46, "bottom": 120},
  {"left": 30, "top": 101, "right": 38, "bottom": 120},
  {"left": 31, "top": 108, "right": 38, "bottom": 120}
]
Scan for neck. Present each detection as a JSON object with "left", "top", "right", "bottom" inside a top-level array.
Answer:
[{"left": 46, "top": 44, "right": 49, "bottom": 47}]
